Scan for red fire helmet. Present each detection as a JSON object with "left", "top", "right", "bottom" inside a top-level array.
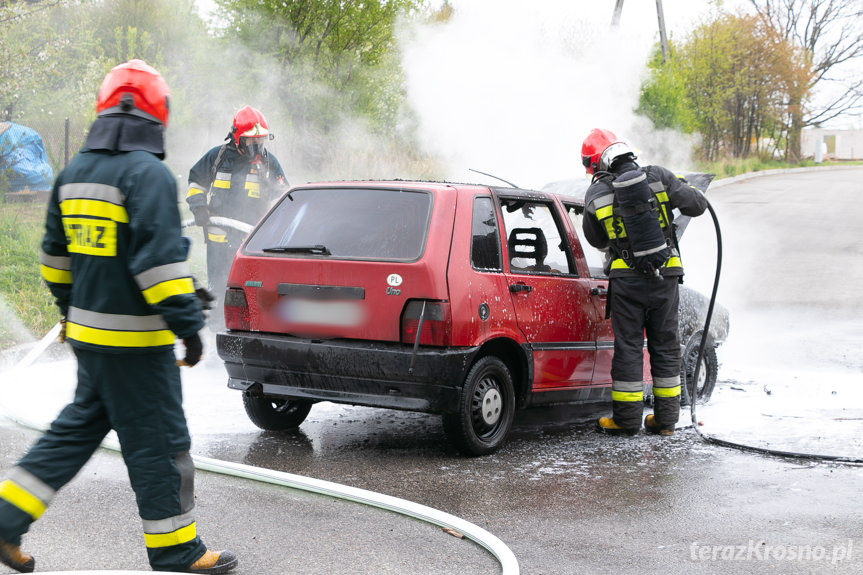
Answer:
[
  {"left": 96, "top": 59, "right": 170, "bottom": 126},
  {"left": 581, "top": 128, "right": 635, "bottom": 175},
  {"left": 231, "top": 106, "right": 270, "bottom": 146}
]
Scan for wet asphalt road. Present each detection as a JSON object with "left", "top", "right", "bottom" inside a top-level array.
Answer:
[
  {"left": 3, "top": 405, "right": 862, "bottom": 575},
  {"left": 2, "top": 167, "right": 863, "bottom": 575}
]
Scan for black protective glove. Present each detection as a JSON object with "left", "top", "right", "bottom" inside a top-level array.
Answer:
[
  {"left": 176, "top": 332, "right": 203, "bottom": 367},
  {"left": 192, "top": 276, "right": 215, "bottom": 311},
  {"left": 192, "top": 205, "right": 210, "bottom": 227}
]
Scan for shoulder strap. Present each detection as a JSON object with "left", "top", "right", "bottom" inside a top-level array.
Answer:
[
  {"left": 207, "top": 143, "right": 229, "bottom": 194},
  {"left": 643, "top": 166, "right": 678, "bottom": 249}
]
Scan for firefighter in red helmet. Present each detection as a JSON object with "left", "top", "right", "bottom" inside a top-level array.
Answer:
[
  {"left": 0, "top": 60, "right": 237, "bottom": 574},
  {"left": 186, "top": 106, "right": 289, "bottom": 329},
  {"left": 580, "top": 128, "right": 707, "bottom": 436}
]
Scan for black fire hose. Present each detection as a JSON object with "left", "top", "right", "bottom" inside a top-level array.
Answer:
[{"left": 688, "top": 199, "right": 863, "bottom": 464}]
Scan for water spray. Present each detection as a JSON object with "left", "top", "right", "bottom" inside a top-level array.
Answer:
[{"left": 687, "top": 199, "right": 863, "bottom": 464}]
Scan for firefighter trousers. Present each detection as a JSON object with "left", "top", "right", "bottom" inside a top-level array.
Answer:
[
  {"left": 0, "top": 347, "right": 207, "bottom": 571},
  {"left": 205, "top": 239, "right": 240, "bottom": 331},
  {"left": 609, "top": 276, "right": 682, "bottom": 429}
]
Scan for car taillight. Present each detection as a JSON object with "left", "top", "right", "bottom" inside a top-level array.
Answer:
[
  {"left": 224, "top": 288, "right": 250, "bottom": 330},
  {"left": 401, "top": 300, "right": 451, "bottom": 346}
]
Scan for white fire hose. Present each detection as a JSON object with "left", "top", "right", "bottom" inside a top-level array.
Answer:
[
  {"left": 2, "top": 326, "right": 519, "bottom": 575},
  {"left": 181, "top": 216, "right": 254, "bottom": 235}
]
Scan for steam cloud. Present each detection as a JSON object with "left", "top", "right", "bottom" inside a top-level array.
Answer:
[{"left": 399, "top": 0, "right": 701, "bottom": 189}]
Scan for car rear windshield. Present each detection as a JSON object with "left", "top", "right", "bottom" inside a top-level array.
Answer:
[{"left": 244, "top": 186, "right": 432, "bottom": 260}]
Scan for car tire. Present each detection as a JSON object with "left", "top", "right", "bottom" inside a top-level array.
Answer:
[
  {"left": 242, "top": 392, "right": 313, "bottom": 431},
  {"left": 442, "top": 356, "right": 515, "bottom": 456},
  {"left": 680, "top": 332, "right": 718, "bottom": 406}
]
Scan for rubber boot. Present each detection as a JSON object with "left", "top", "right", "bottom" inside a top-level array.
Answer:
[
  {"left": 595, "top": 417, "right": 639, "bottom": 436},
  {"left": 186, "top": 549, "right": 238, "bottom": 574},
  {"left": 0, "top": 537, "right": 35, "bottom": 573},
  {"left": 644, "top": 414, "right": 674, "bottom": 436}
]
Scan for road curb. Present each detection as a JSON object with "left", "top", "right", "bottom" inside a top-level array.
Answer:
[{"left": 709, "top": 164, "right": 862, "bottom": 188}]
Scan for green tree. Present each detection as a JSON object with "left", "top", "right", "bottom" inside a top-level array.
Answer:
[
  {"left": 212, "top": 0, "right": 424, "bottom": 137},
  {"left": 77, "top": 0, "right": 217, "bottom": 174},
  {"left": 0, "top": 1, "right": 97, "bottom": 122},
  {"left": 0, "top": 0, "right": 441, "bottom": 184},
  {"left": 661, "top": 13, "right": 805, "bottom": 162},
  {"left": 637, "top": 41, "right": 696, "bottom": 133},
  {"left": 0, "top": 1, "right": 107, "bottom": 173}
]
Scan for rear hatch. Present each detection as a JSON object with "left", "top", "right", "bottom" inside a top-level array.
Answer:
[{"left": 226, "top": 182, "right": 456, "bottom": 342}]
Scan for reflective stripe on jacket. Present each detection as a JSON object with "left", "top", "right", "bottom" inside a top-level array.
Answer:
[
  {"left": 185, "top": 142, "right": 287, "bottom": 227},
  {"left": 588, "top": 174, "right": 679, "bottom": 275},
  {"left": 583, "top": 165, "right": 707, "bottom": 279},
  {"left": 41, "top": 149, "right": 203, "bottom": 352}
]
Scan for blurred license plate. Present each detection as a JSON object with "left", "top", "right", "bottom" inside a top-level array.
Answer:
[{"left": 278, "top": 298, "right": 365, "bottom": 327}]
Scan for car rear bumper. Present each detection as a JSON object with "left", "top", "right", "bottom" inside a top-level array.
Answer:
[{"left": 216, "top": 331, "right": 481, "bottom": 414}]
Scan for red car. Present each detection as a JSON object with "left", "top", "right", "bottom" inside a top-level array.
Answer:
[{"left": 216, "top": 179, "right": 728, "bottom": 455}]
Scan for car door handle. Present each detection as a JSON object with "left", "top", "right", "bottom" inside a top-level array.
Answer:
[
  {"left": 509, "top": 283, "right": 533, "bottom": 293},
  {"left": 591, "top": 286, "right": 608, "bottom": 296}
]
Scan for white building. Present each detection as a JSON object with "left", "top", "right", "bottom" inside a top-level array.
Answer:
[{"left": 801, "top": 129, "right": 863, "bottom": 161}]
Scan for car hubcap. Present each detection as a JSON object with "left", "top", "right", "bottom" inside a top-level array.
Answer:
[
  {"left": 686, "top": 345, "right": 708, "bottom": 397},
  {"left": 696, "top": 359, "right": 707, "bottom": 391},
  {"left": 273, "top": 399, "right": 294, "bottom": 413},
  {"left": 473, "top": 377, "right": 502, "bottom": 428}
]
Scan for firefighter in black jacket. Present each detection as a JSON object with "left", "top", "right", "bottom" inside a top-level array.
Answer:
[
  {"left": 581, "top": 128, "right": 707, "bottom": 436},
  {"left": 0, "top": 60, "right": 236, "bottom": 574},
  {"left": 186, "top": 106, "right": 288, "bottom": 328}
]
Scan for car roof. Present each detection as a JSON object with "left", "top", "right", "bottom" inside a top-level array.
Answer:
[
  {"left": 287, "top": 172, "right": 711, "bottom": 211},
  {"left": 540, "top": 178, "right": 589, "bottom": 203},
  {"left": 289, "top": 179, "right": 568, "bottom": 201}
]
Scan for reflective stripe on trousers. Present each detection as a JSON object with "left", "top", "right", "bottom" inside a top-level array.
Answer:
[
  {"left": 0, "top": 348, "right": 206, "bottom": 570},
  {"left": 608, "top": 276, "right": 681, "bottom": 428}
]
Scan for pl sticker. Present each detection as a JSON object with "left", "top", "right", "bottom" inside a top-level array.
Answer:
[{"left": 386, "top": 273, "right": 403, "bottom": 296}]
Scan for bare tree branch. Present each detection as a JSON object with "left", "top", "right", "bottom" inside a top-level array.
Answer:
[{"left": 748, "top": 0, "right": 863, "bottom": 158}]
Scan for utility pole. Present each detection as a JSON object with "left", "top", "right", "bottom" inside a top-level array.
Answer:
[
  {"left": 611, "top": 0, "right": 671, "bottom": 64},
  {"left": 656, "top": 0, "right": 670, "bottom": 64},
  {"left": 612, "top": 0, "right": 624, "bottom": 26}
]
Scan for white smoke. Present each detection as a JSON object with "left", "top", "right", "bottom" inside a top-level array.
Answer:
[{"left": 399, "top": 0, "right": 702, "bottom": 190}]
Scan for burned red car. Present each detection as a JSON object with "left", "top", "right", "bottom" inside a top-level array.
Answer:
[{"left": 216, "top": 179, "right": 728, "bottom": 455}]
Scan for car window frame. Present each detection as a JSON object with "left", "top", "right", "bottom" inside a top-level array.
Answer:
[
  {"left": 242, "top": 185, "right": 435, "bottom": 262},
  {"left": 494, "top": 192, "right": 578, "bottom": 277}
]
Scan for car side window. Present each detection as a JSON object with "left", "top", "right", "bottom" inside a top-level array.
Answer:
[
  {"left": 564, "top": 203, "right": 608, "bottom": 278},
  {"left": 499, "top": 199, "right": 574, "bottom": 275},
  {"left": 471, "top": 196, "right": 503, "bottom": 272}
]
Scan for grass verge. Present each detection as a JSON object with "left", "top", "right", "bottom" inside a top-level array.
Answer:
[{"left": 0, "top": 202, "right": 56, "bottom": 348}]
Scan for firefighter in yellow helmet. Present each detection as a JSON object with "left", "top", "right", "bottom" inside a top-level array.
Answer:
[
  {"left": 0, "top": 60, "right": 236, "bottom": 574},
  {"left": 186, "top": 106, "right": 289, "bottom": 329},
  {"left": 581, "top": 128, "right": 707, "bottom": 436}
]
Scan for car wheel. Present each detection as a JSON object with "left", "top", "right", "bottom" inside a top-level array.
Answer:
[
  {"left": 242, "top": 392, "right": 313, "bottom": 431},
  {"left": 442, "top": 356, "right": 515, "bottom": 456},
  {"left": 680, "top": 332, "right": 718, "bottom": 406}
]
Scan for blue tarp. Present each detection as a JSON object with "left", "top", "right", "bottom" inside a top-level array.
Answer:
[{"left": 0, "top": 122, "right": 54, "bottom": 192}]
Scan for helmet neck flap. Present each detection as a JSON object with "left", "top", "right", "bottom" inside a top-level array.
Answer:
[{"left": 84, "top": 115, "right": 166, "bottom": 158}]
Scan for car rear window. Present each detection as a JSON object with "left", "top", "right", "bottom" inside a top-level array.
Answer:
[{"left": 244, "top": 187, "right": 432, "bottom": 260}]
